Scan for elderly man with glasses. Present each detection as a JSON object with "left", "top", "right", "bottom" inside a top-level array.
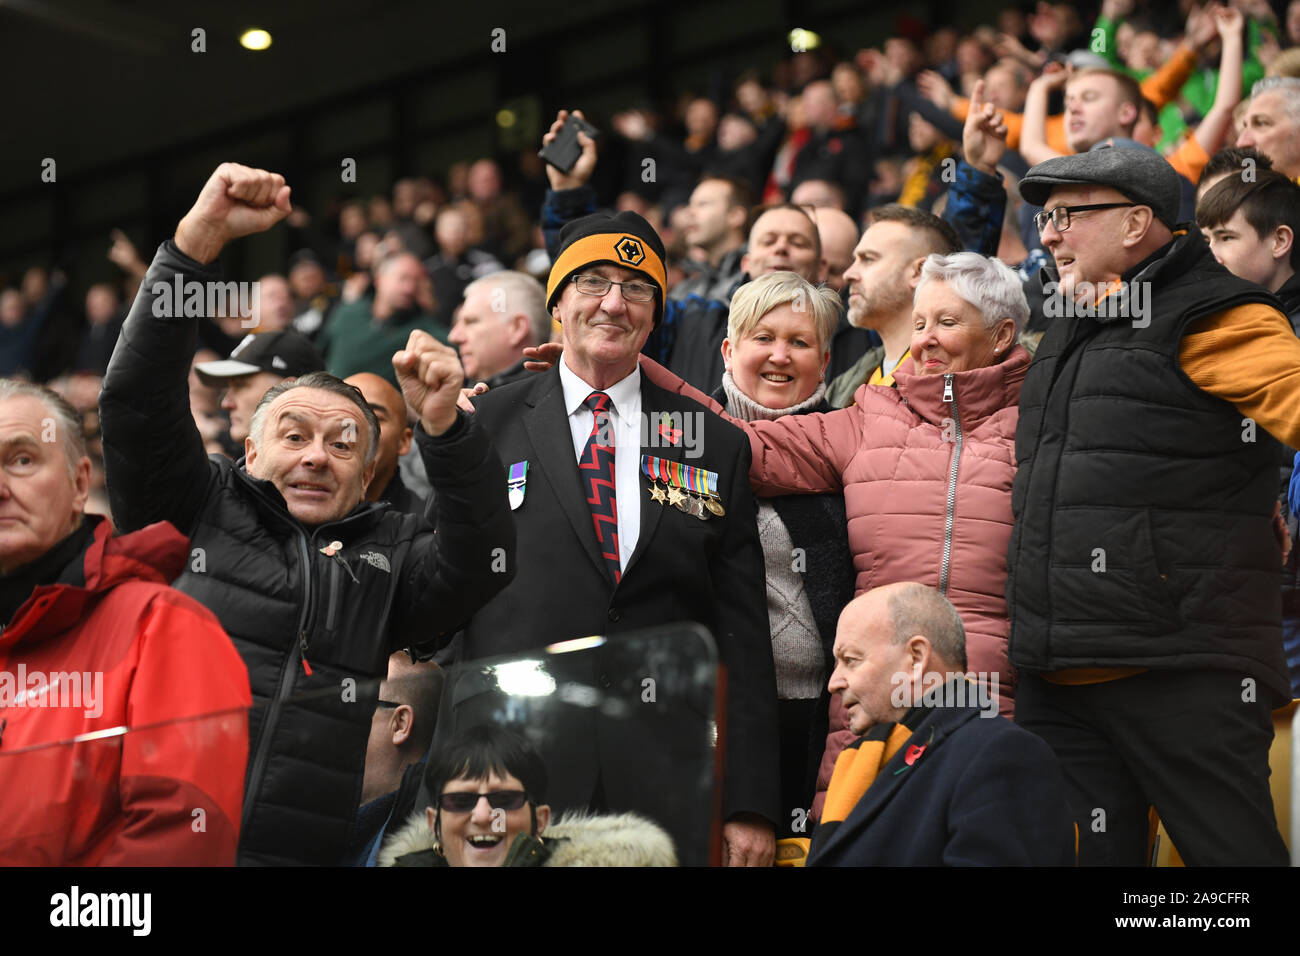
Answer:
[
  {"left": 1010, "top": 144, "right": 1300, "bottom": 865},
  {"left": 451, "top": 210, "right": 780, "bottom": 867}
]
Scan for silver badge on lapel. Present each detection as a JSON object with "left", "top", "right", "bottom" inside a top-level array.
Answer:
[{"left": 507, "top": 460, "right": 528, "bottom": 510}]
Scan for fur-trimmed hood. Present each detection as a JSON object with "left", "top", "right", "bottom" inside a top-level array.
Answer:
[{"left": 376, "top": 810, "right": 678, "bottom": 867}]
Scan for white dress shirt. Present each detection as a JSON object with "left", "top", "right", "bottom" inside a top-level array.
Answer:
[{"left": 558, "top": 359, "right": 643, "bottom": 572}]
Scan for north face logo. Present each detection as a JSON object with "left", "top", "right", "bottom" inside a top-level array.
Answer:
[
  {"left": 615, "top": 236, "right": 645, "bottom": 266},
  {"left": 359, "top": 551, "right": 391, "bottom": 573}
]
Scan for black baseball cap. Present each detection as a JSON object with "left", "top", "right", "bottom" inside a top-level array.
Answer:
[{"left": 195, "top": 330, "right": 325, "bottom": 385}]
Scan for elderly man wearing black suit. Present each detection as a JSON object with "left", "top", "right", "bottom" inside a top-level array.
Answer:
[
  {"left": 807, "top": 583, "right": 1076, "bottom": 866},
  {"left": 458, "top": 210, "right": 780, "bottom": 866}
]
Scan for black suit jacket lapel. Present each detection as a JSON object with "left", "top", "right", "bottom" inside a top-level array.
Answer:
[
  {"left": 623, "top": 378, "right": 687, "bottom": 580},
  {"left": 521, "top": 367, "right": 608, "bottom": 581}
]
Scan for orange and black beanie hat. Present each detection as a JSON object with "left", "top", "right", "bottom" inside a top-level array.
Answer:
[{"left": 546, "top": 210, "right": 667, "bottom": 325}]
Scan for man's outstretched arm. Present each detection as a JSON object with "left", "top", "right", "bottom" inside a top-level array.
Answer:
[
  {"left": 100, "top": 164, "right": 292, "bottom": 534},
  {"left": 390, "top": 331, "right": 515, "bottom": 652}
]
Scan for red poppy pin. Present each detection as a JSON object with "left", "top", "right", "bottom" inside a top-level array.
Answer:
[
  {"left": 895, "top": 742, "right": 928, "bottom": 775},
  {"left": 658, "top": 422, "right": 682, "bottom": 444}
]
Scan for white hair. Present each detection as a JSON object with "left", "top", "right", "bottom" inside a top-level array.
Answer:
[
  {"left": 463, "top": 271, "right": 550, "bottom": 347},
  {"left": 1251, "top": 76, "right": 1300, "bottom": 127},
  {"left": 915, "top": 251, "right": 1029, "bottom": 336}
]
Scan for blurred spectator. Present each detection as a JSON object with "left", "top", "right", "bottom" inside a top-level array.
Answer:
[
  {"left": 672, "top": 176, "right": 751, "bottom": 303},
  {"left": 344, "top": 372, "right": 425, "bottom": 514},
  {"left": 195, "top": 330, "right": 325, "bottom": 448},
  {"left": 982, "top": 59, "right": 1031, "bottom": 112},
  {"left": 448, "top": 271, "right": 549, "bottom": 390},
  {"left": 614, "top": 97, "right": 721, "bottom": 211},
  {"left": 1237, "top": 76, "right": 1300, "bottom": 178},
  {"left": 790, "top": 81, "right": 873, "bottom": 216},
  {"left": 898, "top": 112, "right": 957, "bottom": 212},
  {"left": 72, "top": 283, "right": 124, "bottom": 376},
  {"left": 349, "top": 653, "right": 443, "bottom": 865},
  {"left": 107, "top": 228, "right": 150, "bottom": 286},
  {"left": 288, "top": 249, "right": 336, "bottom": 339},
  {"left": 0, "top": 287, "right": 39, "bottom": 377},
  {"left": 790, "top": 178, "right": 846, "bottom": 210},
  {"left": 1195, "top": 144, "right": 1272, "bottom": 202},
  {"left": 368, "top": 194, "right": 395, "bottom": 230},
  {"left": 338, "top": 201, "right": 369, "bottom": 266},
  {"left": 805, "top": 205, "right": 874, "bottom": 384},
  {"left": 467, "top": 158, "right": 533, "bottom": 265},
  {"left": 250, "top": 274, "right": 294, "bottom": 332},
  {"left": 807, "top": 207, "right": 858, "bottom": 293},
  {"left": 424, "top": 205, "right": 504, "bottom": 328},
  {"left": 189, "top": 347, "right": 232, "bottom": 458},
  {"left": 320, "top": 251, "right": 445, "bottom": 387}
]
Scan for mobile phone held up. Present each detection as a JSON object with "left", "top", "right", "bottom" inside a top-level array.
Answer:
[{"left": 538, "top": 114, "right": 600, "bottom": 175}]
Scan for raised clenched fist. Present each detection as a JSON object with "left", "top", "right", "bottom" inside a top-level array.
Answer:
[
  {"left": 393, "top": 330, "right": 465, "bottom": 437},
  {"left": 174, "top": 163, "right": 293, "bottom": 264}
]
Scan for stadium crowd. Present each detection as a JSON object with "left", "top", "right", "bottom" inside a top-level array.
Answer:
[{"left": 2, "top": 0, "right": 1300, "bottom": 867}]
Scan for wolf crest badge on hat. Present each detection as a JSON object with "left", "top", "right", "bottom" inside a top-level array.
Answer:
[{"left": 615, "top": 236, "right": 645, "bottom": 266}]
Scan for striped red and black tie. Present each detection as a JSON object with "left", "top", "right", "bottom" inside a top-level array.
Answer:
[{"left": 579, "top": 390, "right": 620, "bottom": 584}]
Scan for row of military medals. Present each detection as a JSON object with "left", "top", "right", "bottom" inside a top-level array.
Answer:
[{"left": 641, "top": 455, "right": 725, "bottom": 520}]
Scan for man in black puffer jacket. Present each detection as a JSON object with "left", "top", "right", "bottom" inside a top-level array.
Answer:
[
  {"left": 99, "top": 163, "right": 515, "bottom": 865},
  {"left": 1010, "top": 146, "right": 1300, "bottom": 866}
]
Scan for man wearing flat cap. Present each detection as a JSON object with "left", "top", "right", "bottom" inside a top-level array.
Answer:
[
  {"left": 450, "top": 210, "right": 780, "bottom": 866},
  {"left": 1009, "top": 144, "right": 1300, "bottom": 865}
]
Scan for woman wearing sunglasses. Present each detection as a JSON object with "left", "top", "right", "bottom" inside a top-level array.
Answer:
[{"left": 378, "top": 725, "right": 677, "bottom": 866}]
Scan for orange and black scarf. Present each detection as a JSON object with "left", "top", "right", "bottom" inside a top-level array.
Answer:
[{"left": 810, "top": 710, "right": 934, "bottom": 853}]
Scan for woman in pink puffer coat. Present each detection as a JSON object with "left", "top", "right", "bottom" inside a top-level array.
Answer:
[{"left": 643, "top": 251, "right": 1031, "bottom": 819}]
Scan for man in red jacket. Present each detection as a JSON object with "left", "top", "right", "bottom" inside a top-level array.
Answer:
[{"left": 0, "top": 381, "right": 251, "bottom": 865}]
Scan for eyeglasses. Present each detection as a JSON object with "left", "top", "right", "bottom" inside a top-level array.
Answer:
[
  {"left": 572, "top": 274, "right": 657, "bottom": 302},
  {"left": 1034, "top": 203, "right": 1138, "bottom": 235},
  {"left": 437, "top": 790, "right": 529, "bottom": 813}
]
